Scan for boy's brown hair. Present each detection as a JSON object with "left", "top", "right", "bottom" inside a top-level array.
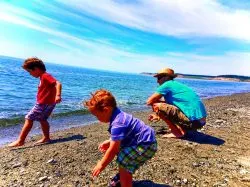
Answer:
[
  {"left": 84, "top": 89, "right": 117, "bottom": 111},
  {"left": 22, "top": 57, "right": 46, "bottom": 71}
]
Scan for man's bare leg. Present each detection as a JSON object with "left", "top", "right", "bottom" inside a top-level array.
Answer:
[
  {"left": 152, "top": 103, "right": 186, "bottom": 138},
  {"left": 161, "top": 117, "right": 186, "bottom": 138}
]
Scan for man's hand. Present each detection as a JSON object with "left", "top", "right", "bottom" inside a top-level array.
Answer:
[
  {"left": 148, "top": 113, "right": 160, "bottom": 122},
  {"left": 152, "top": 103, "right": 162, "bottom": 113}
]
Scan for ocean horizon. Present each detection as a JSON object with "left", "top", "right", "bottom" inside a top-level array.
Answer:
[
  {"left": 1, "top": 55, "right": 250, "bottom": 145},
  {"left": 1, "top": 55, "right": 250, "bottom": 126}
]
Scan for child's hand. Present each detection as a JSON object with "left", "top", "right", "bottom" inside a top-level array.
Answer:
[
  {"left": 55, "top": 95, "right": 61, "bottom": 103},
  {"left": 148, "top": 113, "right": 160, "bottom": 122},
  {"left": 98, "top": 140, "right": 110, "bottom": 153},
  {"left": 92, "top": 161, "right": 104, "bottom": 177}
]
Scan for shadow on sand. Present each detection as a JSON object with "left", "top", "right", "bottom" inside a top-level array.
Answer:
[
  {"left": 49, "top": 134, "right": 85, "bottom": 144},
  {"left": 10, "top": 134, "right": 85, "bottom": 150},
  {"left": 181, "top": 131, "right": 225, "bottom": 145},
  {"left": 133, "top": 180, "right": 171, "bottom": 187}
]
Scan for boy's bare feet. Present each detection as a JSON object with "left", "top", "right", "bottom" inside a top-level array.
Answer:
[
  {"left": 7, "top": 140, "right": 24, "bottom": 147},
  {"left": 162, "top": 133, "right": 185, "bottom": 138},
  {"left": 34, "top": 138, "right": 51, "bottom": 145}
]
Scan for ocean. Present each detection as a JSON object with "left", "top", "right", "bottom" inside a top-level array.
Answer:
[{"left": 1, "top": 56, "right": 250, "bottom": 145}]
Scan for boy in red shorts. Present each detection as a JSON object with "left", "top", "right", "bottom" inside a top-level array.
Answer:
[{"left": 8, "top": 57, "right": 62, "bottom": 147}]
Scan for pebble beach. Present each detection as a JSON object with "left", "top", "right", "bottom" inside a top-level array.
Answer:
[{"left": 0, "top": 93, "right": 250, "bottom": 187}]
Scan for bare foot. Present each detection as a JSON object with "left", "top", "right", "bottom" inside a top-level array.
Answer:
[
  {"left": 35, "top": 138, "right": 51, "bottom": 145},
  {"left": 7, "top": 140, "right": 24, "bottom": 147},
  {"left": 162, "top": 133, "right": 184, "bottom": 138}
]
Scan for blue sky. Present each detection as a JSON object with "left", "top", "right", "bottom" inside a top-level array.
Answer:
[{"left": 0, "top": 0, "right": 250, "bottom": 76}]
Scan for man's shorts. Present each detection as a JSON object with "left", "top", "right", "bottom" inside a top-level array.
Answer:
[
  {"left": 156, "top": 103, "right": 205, "bottom": 130},
  {"left": 25, "top": 103, "right": 56, "bottom": 121},
  {"left": 116, "top": 142, "right": 157, "bottom": 174}
]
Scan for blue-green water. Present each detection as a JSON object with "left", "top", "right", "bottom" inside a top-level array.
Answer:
[
  {"left": 1, "top": 55, "right": 250, "bottom": 145},
  {"left": 1, "top": 55, "right": 250, "bottom": 126}
]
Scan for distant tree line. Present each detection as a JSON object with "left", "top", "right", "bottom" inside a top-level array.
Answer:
[{"left": 141, "top": 72, "right": 250, "bottom": 82}]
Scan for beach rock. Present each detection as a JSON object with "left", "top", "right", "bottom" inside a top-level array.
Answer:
[
  {"left": 22, "top": 160, "right": 28, "bottom": 166},
  {"left": 20, "top": 168, "right": 26, "bottom": 175},
  {"left": 12, "top": 162, "right": 22, "bottom": 168},
  {"left": 47, "top": 158, "right": 57, "bottom": 164},
  {"left": 192, "top": 162, "right": 200, "bottom": 167},
  {"left": 241, "top": 177, "right": 250, "bottom": 182},
  {"left": 55, "top": 171, "right": 62, "bottom": 177},
  {"left": 239, "top": 169, "right": 248, "bottom": 175},
  {"left": 39, "top": 176, "right": 48, "bottom": 182},
  {"left": 183, "top": 178, "right": 188, "bottom": 184}
]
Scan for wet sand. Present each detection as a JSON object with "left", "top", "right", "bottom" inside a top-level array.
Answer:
[{"left": 0, "top": 93, "right": 250, "bottom": 187}]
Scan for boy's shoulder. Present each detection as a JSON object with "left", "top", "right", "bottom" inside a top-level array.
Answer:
[
  {"left": 111, "top": 108, "right": 130, "bottom": 124},
  {"left": 43, "top": 72, "right": 53, "bottom": 76},
  {"left": 40, "top": 72, "right": 57, "bottom": 84},
  {"left": 111, "top": 108, "right": 123, "bottom": 120},
  {"left": 41, "top": 72, "right": 56, "bottom": 79}
]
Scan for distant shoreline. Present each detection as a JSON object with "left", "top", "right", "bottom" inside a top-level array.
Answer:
[{"left": 141, "top": 72, "right": 250, "bottom": 82}]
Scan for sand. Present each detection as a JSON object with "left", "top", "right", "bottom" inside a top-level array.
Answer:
[{"left": 0, "top": 93, "right": 250, "bottom": 187}]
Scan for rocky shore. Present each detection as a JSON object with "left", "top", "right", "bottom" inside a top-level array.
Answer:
[{"left": 0, "top": 93, "right": 250, "bottom": 187}]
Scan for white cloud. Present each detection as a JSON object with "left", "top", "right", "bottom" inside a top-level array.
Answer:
[
  {"left": 0, "top": 1, "right": 250, "bottom": 76},
  {"left": 0, "top": 4, "right": 129, "bottom": 56},
  {"left": 1, "top": 36, "right": 250, "bottom": 76},
  {"left": 56, "top": 0, "right": 250, "bottom": 42}
]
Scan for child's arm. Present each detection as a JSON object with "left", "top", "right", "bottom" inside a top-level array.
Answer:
[
  {"left": 98, "top": 139, "right": 111, "bottom": 153},
  {"left": 92, "top": 140, "right": 120, "bottom": 177},
  {"left": 55, "top": 81, "right": 62, "bottom": 103}
]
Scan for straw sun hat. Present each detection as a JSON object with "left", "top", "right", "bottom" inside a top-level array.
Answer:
[{"left": 153, "top": 68, "right": 177, "bottom": 78}]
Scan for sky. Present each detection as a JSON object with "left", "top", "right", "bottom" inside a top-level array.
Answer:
[{"left": 0, "top": 0, "right": 250, "bottom": 76}]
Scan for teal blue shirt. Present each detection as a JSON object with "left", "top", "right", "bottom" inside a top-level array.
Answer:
[{"left": 156, "top": 80, "right": 207, "bottom": 121}]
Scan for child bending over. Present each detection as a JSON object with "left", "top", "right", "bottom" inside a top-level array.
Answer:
[
  {"left": 84, "top": 89, "right": 157, "bottom": 187},
  {"left": 8, "top": 57, "right": 62, "bottom": 147}
]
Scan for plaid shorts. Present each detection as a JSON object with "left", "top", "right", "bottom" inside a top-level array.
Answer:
[
  {"left": 25, "top": 103, "right": 56, "bottom": 121},
  {"left": 157, "top": 103, "right": 205, "bottom": 130},
  {"left": 116, "top": 142, "right": 157, "bottom": 174}
]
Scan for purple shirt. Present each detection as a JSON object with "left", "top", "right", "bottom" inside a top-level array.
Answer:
[{"left": 108, "top": 108, "right": 156, "bottom": 148}]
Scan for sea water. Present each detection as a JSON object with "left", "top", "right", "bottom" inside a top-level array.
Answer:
[{"left": 1, "top": 56, "right": 250, "bottom": 145}]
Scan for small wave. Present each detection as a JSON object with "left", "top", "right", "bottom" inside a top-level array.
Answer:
[
  {"left": 117, "top": 100, "right": 141, "bottom": 106},
  {"left": 51, "top": 109, "right": 90, "bottom": 118},
  {"left": 0, "top": 109, "right": 91, "bottom": 128},
  {"left": 0, "top": 117, "right": 24, "bottom": 128}
]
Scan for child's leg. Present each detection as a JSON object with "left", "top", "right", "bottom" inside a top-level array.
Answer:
[
  {"left": 35, "top": 120, "right": 51, "bottom": 144},
  {"left": 119, "top": 167, "right": 132, "bottom": 187},
  {"left": 8, "top": 119, "right": 33, "bottom": 147}
]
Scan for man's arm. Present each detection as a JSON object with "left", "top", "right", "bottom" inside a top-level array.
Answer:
[{"left": 146, "top": 93, "right": 162, "bottom": 106}]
